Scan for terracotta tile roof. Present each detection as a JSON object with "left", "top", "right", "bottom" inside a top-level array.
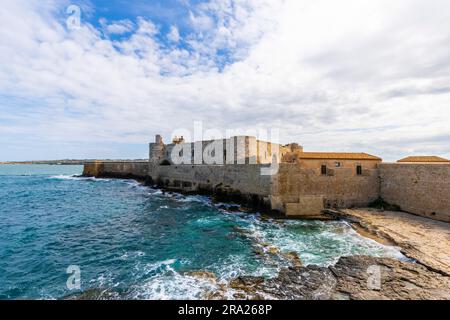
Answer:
[
  {"left": 297, "top": 152, "right": 382, "bottom": 161},
  {"left": 397, "top": 156, "right": 450, "bottom": 163}
]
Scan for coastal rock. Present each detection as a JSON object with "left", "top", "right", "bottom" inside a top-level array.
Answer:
[
  {"left": 340, "top": 209, "right": 450, "bottom": 276},
  {"left": 185, "top": 270, "right": 217, "bottom": 282},
  {"left": 266, "top": 247, "right": 280, "bottom": 255},
  {"left": 331, "top": 256, "right": 450, "bottom": 300},
  {"left": 282, "top": 251, "right": 303, "bottom": 267},
  {"left": 63, "top": 288, "right": 121, "bottom": 300},
  {"left": 223, "top": 256, "right": 450, "bottom": 300},
  {"left": 227, "top": 266, "right": 336, "bottom": 300}
]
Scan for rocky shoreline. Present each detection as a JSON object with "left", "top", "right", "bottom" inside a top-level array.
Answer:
[
  {"left": 338, "top": 209, "right": 450, "bottom": 276},
  {"left": 67, "top": 178, "right": 450, "bottom": 300},
  {"left": 182, "top": 208, "right": 450, "bottom": 300},
  {"left": 218, "top": 255, "right": 450, "bottom": 300},
  {"left": 66, "top": 255, "right": 450, "bottom": 300}
]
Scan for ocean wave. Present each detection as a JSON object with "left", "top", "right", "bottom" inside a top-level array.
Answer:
[
  {"left": 49, "top": 175, "right": 111, "bottom": 182},
  {"left": 172, "top": 194, "right": 211, "bottom": 205},
  {"left": 127, "top": 254, "right": 279, "bottom": 300},
  {"left": 127, "top": 259, "right": 219, "bottom": 300},
  {"left": 130, "top": 272, "right": 218, "bottom": 300},
  {"left": 238, "top": 218, "right": 406, "bottom": 267},
  {"left": 124, "top": 180, "right": 149, "bottom": 191},
  {"left": 119, "top": 251, "right": 146, "bottom": 261}
]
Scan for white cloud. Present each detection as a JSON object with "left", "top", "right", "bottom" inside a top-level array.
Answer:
[
  {"left": 100, "top": 18, "right": 135, "bottom": 35},
  {"left": 0, "top": 0, "right": 450, "bottom": 161},
  {"left": 167, "top": 26, "right": 180, "bottom": 43}
]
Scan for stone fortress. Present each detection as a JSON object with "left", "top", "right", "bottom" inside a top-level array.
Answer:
[{"left": 84, "top": 135, "right": 450, "bottom": 223}]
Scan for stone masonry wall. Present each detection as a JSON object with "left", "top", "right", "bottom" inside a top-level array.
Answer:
[
  {"left": 147, "top": 164, "right": 274, "bottom": 211},
  {"left": 149, "top": 164, "right": 272, "bottom": 196},
  {"left": 272, "top": 164, "right": 380, "bottom": 215},
  {"left": 379, "top": 163, "right": 450, "bottom": 222},
  {"left": 83, "top": 161, "right": 149, "bottom": 180},
  {"left": 83, "top": 161, "right": 450, "bottom": 221}
]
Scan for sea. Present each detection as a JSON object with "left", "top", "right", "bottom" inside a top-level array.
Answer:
[{"left": 0, "top": 165, "right": 405, "bottom": 300}]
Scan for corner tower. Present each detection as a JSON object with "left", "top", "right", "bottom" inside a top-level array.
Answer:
[{"left": 149, "top": 135, "right": 166, "bottom": 165}]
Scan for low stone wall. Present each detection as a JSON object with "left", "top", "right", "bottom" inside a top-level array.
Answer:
[
  {"left": 379, "top": 163, "right": 450, "bottom": 222},
  {"left": 83, "top": 161, "right": 149, "bottom": 180}
]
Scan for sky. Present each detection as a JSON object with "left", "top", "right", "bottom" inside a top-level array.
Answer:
[{"left": 0, "top": 0, "right": 449, "bottom": 161}]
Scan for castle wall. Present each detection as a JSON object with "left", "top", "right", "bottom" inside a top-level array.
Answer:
[
  {"left": 83, "top": 161, "right": 149, "bottom": 180},
  {"left": 272, "top": 164, "right": 380, "bottom": 215},
  {"left": 149, "top": 164, "right": 272, "bottom": 196},
  {"left": 82, "top": 160, "right": 450, "bottom": 222},
  {"left": 379, "top": 163, "right": 450, "bottom": 222},
  {"left": 297, "top": 159, "right": 379, "bottom": 170},
  {"left": 150, "top": 136, "right": 287, "bottom": 165}
]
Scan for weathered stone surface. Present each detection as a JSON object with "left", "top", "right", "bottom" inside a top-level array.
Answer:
[
  {"left": 223, "top": 256, "right": 450, "bottom": 300},
  {"left": 63, "top": 288, "right": 121, "bottom": 300},
  {"left": 379, "top": 163, "right": 450, "bottom": 222},
  {"left": 331, "top": 256, "right": 450, "bottom": 300},
  {"left": 340, "top": 209, "right": 450, "bottom": 276},
  {"left": 83, "top": 161, "right": 149, "bottom": 180},
  {"left": 185, "top": 270, "right": 217, "bottom": 282},
  {"left": 84, "top": 159, "right": 450, "bottom": 224},
  {"left": 286, "top": 196, "right": 325, "bottom": 217}
]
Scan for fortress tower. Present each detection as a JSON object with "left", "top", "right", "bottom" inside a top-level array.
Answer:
[{"left": 149, "top": 135, "right": 166, "bottom": 164}]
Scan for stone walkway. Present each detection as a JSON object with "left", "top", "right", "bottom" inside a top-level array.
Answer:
[{"left": 339, "top": 209, "right": 450, "bottom": 276}]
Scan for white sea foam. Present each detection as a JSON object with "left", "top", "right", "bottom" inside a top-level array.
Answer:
[
  {"left": 128, "top": 252, "right": 281, "bottom": 300},
  {"left": 173, "top": 194, "right": 211, "bottom": 205},
  {"left": 50, "top": 175, "right": 110, "bottom": 182},
  {"left": 127, "top": 259, "right": 216, "bottom": 300},
  {"left": 149, "top": 189, "right": 163, "bottom": 196},
  {"left": 120, "top": 251, "right": 146, "bottom": 260},
  {"left": 123, "top": 214, "right": 407, "bottom": 300},
  {"left": 131, "top": 272, "right": 217, "bottom": 300}
]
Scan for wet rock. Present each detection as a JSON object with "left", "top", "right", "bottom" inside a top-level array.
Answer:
[
  {"left": 331, "top": 256, "right": 450, "bottom": 300},
  {"left": 63, "top": 288, "right": 121, "bottom": 300},
  {"left": 282, "top": 252, "right": 303, "bottom": 267},
  {"left": 266, "top": 247, "right": 280, "bottom": 255},
  {"left": 222, "top": 256, "right": 450, "bottom": 300},
  {"left": 185, "top": 270, "right": 217, "bottom": 282},
  {"left": 340, "top": 209, "right": 450, "bottom": 276},
  {"left": 216, "top": 204, "right": 241, "bottom": 212},
  {"left": 252, "top": 247, "right": 265, "bottom": 256}
]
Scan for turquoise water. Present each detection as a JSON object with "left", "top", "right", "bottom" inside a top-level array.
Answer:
[{"left": 0, "top": 165, "right": 404, "bottom": 300}]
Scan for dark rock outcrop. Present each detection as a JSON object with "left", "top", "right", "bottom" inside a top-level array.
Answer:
[{"left": 223, "top": 256, "right": 450, "bottom": 300}]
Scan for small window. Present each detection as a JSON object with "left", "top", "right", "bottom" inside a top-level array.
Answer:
[
  {"left": 335, "top": 161, "right": 341, "bottom": 168},
  {"left": 321, "top": 165, "right": 327, "bottom": 175},
  {"left": 357, "top": 165, "right": 363, "bottom": 175}
]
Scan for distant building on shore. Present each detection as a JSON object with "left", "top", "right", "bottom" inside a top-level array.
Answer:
[{"left": 397, "top": 156, "right": 450, "bottom": 164}]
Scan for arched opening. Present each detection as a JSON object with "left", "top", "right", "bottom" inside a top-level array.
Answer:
[{"left": 160, "top": 159, "right": 171, "bottom": 166}]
